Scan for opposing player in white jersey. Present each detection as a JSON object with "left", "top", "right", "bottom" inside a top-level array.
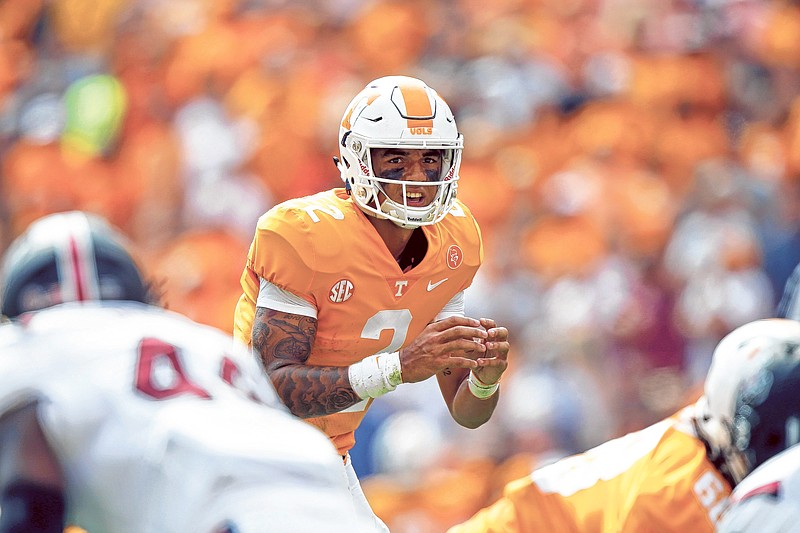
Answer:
[{"left": 0, "top": 211, "right": 369, "bottom": 533}]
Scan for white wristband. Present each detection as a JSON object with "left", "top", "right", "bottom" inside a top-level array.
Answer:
[
  {"left": 467, "top": 371, "right": 499, "bottom": 399},
  {"left": 348, "top": 351, "right": 403, "bottom": 399}
]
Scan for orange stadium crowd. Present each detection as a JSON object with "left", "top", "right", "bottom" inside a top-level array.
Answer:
[{"left": 2, "top": 0, "right": 800, "bottom": 531}]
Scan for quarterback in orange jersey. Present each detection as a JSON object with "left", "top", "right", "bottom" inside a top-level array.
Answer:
[
  {"left": 234, "top": 76, "right": 510, "bottom": 531},
  {"left": 448, "top": 319, "right": 800, "bottom": 533}
]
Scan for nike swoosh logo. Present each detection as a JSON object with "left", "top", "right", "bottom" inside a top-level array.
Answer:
[{"left": 427, "top": 278, "right": 449, "bottom": 291}]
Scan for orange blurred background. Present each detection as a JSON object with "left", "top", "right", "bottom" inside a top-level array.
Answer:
[{"left": 2, "top": 1, "right": 800, "bottom": 531}]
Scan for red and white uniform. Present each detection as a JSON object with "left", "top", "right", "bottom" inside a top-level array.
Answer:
[
  {"left": 0, "top": 302, "right": 368, "bottom": 533},
  {"left": 718, "top": 444, "right": 800, "bottom": 533},
  {"left": 234, "top": 188, "right": 483, "bottom": 455},
  {"left": 447, "top": 405, "right": 732, "bottom": 533}
]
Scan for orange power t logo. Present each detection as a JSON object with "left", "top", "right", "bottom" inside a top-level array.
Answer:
[{"left": 398, "top": 85, "right": 434, "bottom": 131}]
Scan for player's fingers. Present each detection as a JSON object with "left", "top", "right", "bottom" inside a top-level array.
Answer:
[
  {"left": 444, "top": 356, "right": 480, "bottom": 369},
  {"left": 439, "top": 325, "right": 488, "bottom": 343},
  {"left": 475, "top": 357, "right": 508, "bottom": 369},
  {"left": 479, "top": 317, "right": 497, "bottom": 329},
  {"left": 486, "top": 326, "right": 508, "bottom": 341},
  {"left": 444, "top": 337, "right": 487, "bottom": 354},
  {"left": 431, "top": 316, "right": 481, "bottom": 331},
  {"left": 484, "top": 340, "right": 509, "bottom": 360}
]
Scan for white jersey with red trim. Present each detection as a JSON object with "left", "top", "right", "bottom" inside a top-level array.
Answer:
[
  {"left": 0, "top": 302, "right": 369, "bottom": 533},
  {"left": 718, "top": 444, "right": 800, "bottom": 533}
]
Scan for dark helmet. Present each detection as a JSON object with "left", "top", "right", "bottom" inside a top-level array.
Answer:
[
  {"left": 730, "top": 321, "right": 800, "bottom": 479},
  {"left": 0, "top": 211, "right": 150, "bottom": 318}
]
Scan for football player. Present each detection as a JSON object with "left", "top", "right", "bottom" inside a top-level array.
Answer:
[
  {"left": 0, "top": 211, "right": 369, "bottom": 533},
  {"left": 234, "top": 75, "right": 510, "bottom": 530},
  {"left": 447, "top": 319, "right": 800, "bottom": 533}
]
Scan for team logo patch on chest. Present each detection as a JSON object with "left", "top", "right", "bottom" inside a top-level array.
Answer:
[
  {"left": 329, "top": 279, "right": 354, "bottom": 303},
  {"left": 447, "top": 244, "right": 463, "bottom": 269},
  {"left": 394, "top": 280, "right": 409, "bottom": 297}
]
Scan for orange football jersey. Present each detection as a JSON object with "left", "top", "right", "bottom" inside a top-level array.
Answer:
[
  {"left": 447, "top": 405, "right": 732, "bottom": 533},
  {"left": 235, "top": 188, "right": 483, "bottom": 454}
]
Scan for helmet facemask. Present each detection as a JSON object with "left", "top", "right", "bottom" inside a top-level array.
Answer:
[
  {"left": 694, "top": 402, "right": 752, "bottom": 486},
  {"left": 337, "top": 76, "right": 463, "bottom": 229}
]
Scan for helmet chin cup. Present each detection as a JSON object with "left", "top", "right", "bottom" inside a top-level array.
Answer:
[{"left": 379, "top": 195, "right": 436, "bottom": 229}]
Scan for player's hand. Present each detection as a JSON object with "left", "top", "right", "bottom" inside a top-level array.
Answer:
[
  {"left": 472, "top": 317, "right": 509, "bottom": 386},
  {"left": 399, "top": 316, "right": 487, "bottom": 383}
]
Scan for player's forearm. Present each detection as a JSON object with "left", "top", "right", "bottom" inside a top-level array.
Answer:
[
  {"left": 252, "top": 307, "right": 359, "bottom": 417},
  {"left": 268, "top": 364, "right": 362, "bottom": 418},
  {"left": 450, "top": 375, "right": 500, "bottom": 429}
]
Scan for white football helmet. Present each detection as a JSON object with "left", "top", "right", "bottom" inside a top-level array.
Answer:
[
  {"left": 0, "top": 211, "right": 151, "bottom": 319},
  {"left": 336, "top": 76, "right": 462, "bottom": 229},
  {"left": 695, "top": 318, "right": 800, "bottom": 485}
]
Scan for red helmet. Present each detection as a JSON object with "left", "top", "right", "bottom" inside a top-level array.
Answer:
[{"left": 0, "top": 211, "right": 150, "bottom": 318}]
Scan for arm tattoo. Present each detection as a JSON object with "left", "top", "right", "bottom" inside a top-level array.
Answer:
[
  {"left": 252, "top": 307, "right": 361, "bottom": 418},
  {"left": 269, "top": 316, "right": 314, "bottom": 362}
]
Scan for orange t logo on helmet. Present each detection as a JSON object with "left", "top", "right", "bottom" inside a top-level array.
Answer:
[{"left": 397, "top": 84, "right": 434, "bottom": 131}]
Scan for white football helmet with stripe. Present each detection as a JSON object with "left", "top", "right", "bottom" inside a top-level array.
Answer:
[
  {"left": 0, "top": 211, "right": 150, "bottom": 318},
  {"left": 336, "top": 76, "right": 462, "bottom": 229}
]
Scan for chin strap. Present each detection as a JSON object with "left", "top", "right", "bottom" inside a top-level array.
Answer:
[
  {"left": 379, "top": 201, "right": 421, "bottom": 229},
  {"left": 333, "top": 156, "right": 353, "bottom": 195}
]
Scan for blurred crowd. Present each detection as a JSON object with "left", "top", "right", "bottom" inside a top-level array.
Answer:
[{"left": 2, "top": 0, "right": 800, "bottom": 531}]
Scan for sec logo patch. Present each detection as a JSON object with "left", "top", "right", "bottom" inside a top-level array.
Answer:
[
  {"left": 447, "top": 245, "right": 463, "bottom": 269},
  {"left": 329, "top": 279, "right": 354, "bottom": 303}
]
